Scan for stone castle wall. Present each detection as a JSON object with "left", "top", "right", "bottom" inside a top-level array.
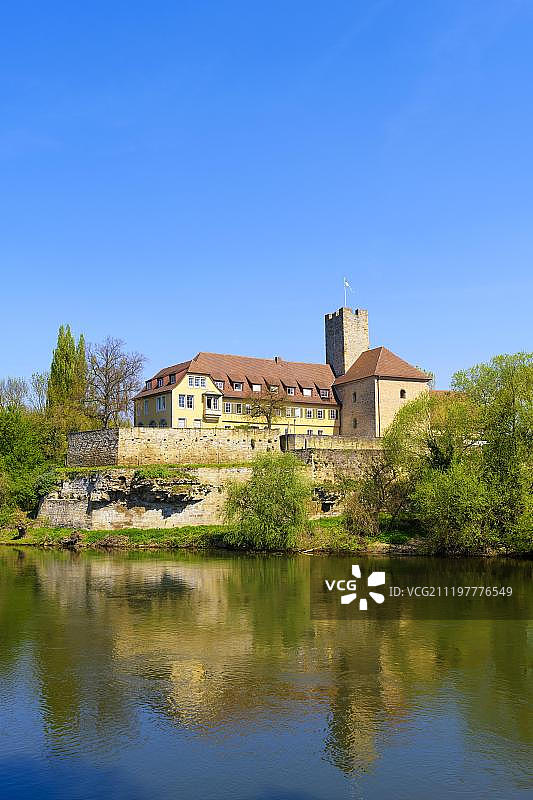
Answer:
[
  {"left": 281, "top": 432, "right": 381, "bottom": 452},
  {"left": 67, "top": 427, "right": 280, "bottom": 467},
  {"left": 292, "top": 447, "right": 381, "bottom": 483},
  {"left": 67, "top": 429, "right": 120, "bottom": 467}
]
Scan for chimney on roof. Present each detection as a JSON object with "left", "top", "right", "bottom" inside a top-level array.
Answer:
[{"left": 325, "top": 307, "right": 369, "bottom": 377}]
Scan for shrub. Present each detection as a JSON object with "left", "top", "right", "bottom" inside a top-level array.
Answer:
[
  {"left": 411, "top": 462, "right": 496, "bottom": 554},
  {"left": 343, "top": 492, "right": 379, "bottom": 538},
  {"left": 223, "top": 453, "right": 310, "bottom": 550}
]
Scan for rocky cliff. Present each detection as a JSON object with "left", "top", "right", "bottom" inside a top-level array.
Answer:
[{"left": 38, "top": 467, "right": 251, "bottom": 530}]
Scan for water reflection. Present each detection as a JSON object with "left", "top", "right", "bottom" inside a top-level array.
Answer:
[{"left": 0, "top": 548, "right": 531, "bottom": 799}]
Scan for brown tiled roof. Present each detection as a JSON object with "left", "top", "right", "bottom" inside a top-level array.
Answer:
[
  {"left": 192, "top": 352, "right": 338, "bottom": 404},
  {"left": 135, "top": 352, "right": 339, "bottom": 406},
  {"left": 334, "top": 347, "right": 430, "bottom": 385},
  {"left": 134, "top": 361, "right": 191, "bottom": 398}
]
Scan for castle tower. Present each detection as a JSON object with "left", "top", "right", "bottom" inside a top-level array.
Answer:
[{"left": 325, "top": 307, "right": 369, "bottom": 377}]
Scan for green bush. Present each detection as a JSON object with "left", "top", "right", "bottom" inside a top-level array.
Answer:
[
  {"left": 223, "top": 453, "right": 310, "bottom": 550},
  {"left": 411, "top": 462, "right": 497, "bottom": 554},
  {"left": 343, "top": 492, "right": 379, "bottom": 538}
]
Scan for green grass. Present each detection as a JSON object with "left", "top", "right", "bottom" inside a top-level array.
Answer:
[
  {"left": 0, "top": 515, "right": 423, "bottom": 553},
  {"left": 0, "top": 524, "right": 228, "bottom": 550}
]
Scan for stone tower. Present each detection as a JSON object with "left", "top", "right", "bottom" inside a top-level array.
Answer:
[{"left": 325, "top": 307, "right": 369, "bottom": 378}]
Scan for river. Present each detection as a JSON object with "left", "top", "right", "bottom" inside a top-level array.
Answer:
[{"left": 0, "top": 548, "right": 531, "bottom": 799}]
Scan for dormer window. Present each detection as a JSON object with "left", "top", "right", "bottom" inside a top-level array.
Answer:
[
  {"left": 145, "top": 380, "right": 152, "bottom": 390},
  {"left": 269, "top": 385, "right": 278, "bottom": 392},
  {"left": 302, "top": 388, "right": 312, "bottom": 397},
  {"left": 169, "top": 373, "right": 176, "bottom": 384},
  {"left": 252, "top": 383, "right": 261, "bottom": 392},
  {"left": 319, "top": 389, "right": 329, "bottom": 398},
  {"left": 215, "top": 380, "right": 224, "bottom": 390},
  {"left": 287, "top": 387, "right": 295, "bottom": 396},
  {"left": 157, "top": 377, "right": 164, "bottom": 388},
  {"left": 233, "top": 381, "right": 243, "bottom": 391}
]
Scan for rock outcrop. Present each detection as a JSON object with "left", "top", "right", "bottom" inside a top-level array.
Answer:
[{"left": 38, "top": 467, "right": 249, "bottom": 530}]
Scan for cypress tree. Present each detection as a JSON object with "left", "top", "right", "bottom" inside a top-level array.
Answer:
[
  {"left": 74, "top": 333, "right": 87, "bottom": 407},
  {"left": 47, "top": 325, "right": 88, "bottom": 430}
]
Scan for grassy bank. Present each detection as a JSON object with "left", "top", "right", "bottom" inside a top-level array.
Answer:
[{"left": 0, "top": 518, "right": 415, "bottom": 554}]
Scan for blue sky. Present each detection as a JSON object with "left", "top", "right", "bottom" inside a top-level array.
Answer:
[{"left": 1, "top": 1, "right": 532, "bottom": 388}]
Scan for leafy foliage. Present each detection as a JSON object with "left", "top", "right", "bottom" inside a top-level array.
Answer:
[
  {"left": 223, "top": 453, "right": 311, "bottom": 549},
  {"left": 346, "top": 352, "right": 533, "bottom": 554}
]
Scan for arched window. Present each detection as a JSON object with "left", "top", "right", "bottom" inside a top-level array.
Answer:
[
  {"left": 400, "top": 389, "right": 407, "bottom": 399},
  {"left": 352, "top": 417, "right": 357, "bottom": 429},
  {"left": 159, "top": 419, "right": 167, "bottom": 427}
]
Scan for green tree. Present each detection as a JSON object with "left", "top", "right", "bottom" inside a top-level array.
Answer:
[
  {"left": 47, "top": 325, "right": 88, "bottom": 432},
  {"left": 453, "top": 352, "right": 533, "bottom": 544},
  {"left": 224, "top": 453, "right": 311, "bottom": 549},
  {"left": 0, "top": 406, "right": 60, "bottom": 518},
  {"left": 243, "top": 385, "right": 285, "bottom": 430}
]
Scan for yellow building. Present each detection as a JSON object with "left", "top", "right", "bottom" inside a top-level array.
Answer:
[
  {"left": 134, "top": 308, "right": 431, "bottom": 438},
  {"left": 134, "top": 352, "right": 340, "bottom": 435}
]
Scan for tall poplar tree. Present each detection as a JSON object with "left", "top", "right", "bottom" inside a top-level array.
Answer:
[{"left": 47, "top": 325, "right": 88, "bottom": 430}]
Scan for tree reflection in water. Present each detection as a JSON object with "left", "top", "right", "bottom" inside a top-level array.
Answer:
[{"left": 0, "top": 548, "right": 530, "bottom": 795}]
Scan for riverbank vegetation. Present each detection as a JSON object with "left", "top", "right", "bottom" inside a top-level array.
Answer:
[
  {"left": 1, "top": 350, "right": 531, "bottom": 556},
  {"left": 0, "top": 324, "right": 145, "bottom": 527},
  {"left": 344, "top": 353, "right": 533, "bottom": 555}
]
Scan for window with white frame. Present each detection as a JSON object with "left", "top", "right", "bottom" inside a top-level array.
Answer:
[
  {"left": 157, "top": 377, "right": 163, "bottom": 388},
  {"left": 317, "top": 408, "right": 324, "bottom": 419},
  {"left": 188, "top": 376, "right": 194, "bottom": 387},
  {"left": 145, "top": 380, "right": 152, "bottom": 390},
  {"left": 193, "top": 419, "right": 201, "bottom": 428},
  {"left": 206, "top": 395, "right": 219, "bottom": 410},
  {"left": 186, "top": 395, "right": 194, "bottom": 409},
  {"left": 306, "top": 408, "right": 313, "bottom": 419},
  {"left": 245, "top": 404, "right": 251, "bottom": 414},
  {"left": 287, "top": 387, "right": 295, "bottom": 395},
  {"left": 169, "top": 373, "right": 176, "bottom": 384},
  {"left": 307, "top": 429, "right": 313, "bottom": 435},
  {"left": 302, "top": 388, "right": 312, "bottom": 397},
  {"left": 224, "top": 402, "right": 231, "bottom": 413},
  {"left": 233, "top": 381, "right": 243, "bottom": 391},
  {"left": 252, "top": 383, "right": 261, "bottom": 392},
  {"left": 235, "top": 403, "right": 242, "bottom": 414},
  {"left": 215, "top": 380, "right": 224, "bottom": 390},
  {"left": 156, "top": 396, "right": 166, "bottom": 412},
  {"left": 329, "top": 409, "right": 338, "bottom": 419},
  {"left": 178, "top": 418, "right": 186, "bottom": 428},
  {"left": 286, "top": 407, "right": 292, "bottom": 417},
  {"left": 179, "top": 394, "right": 185, "bottom": 408},
  {"left": 294, "top": 408, "right": 301, "bottom": 417},
  {"left": 143, "top": 399, "right": 148, "bottom": 415},
  {"left": 319, "top": 389, "right": 329, "bottom": 398}
]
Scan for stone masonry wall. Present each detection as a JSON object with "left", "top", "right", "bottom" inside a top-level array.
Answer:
[
  {"left": 292, "top": 447, "right": 382, "bottom": 483},
  {"left": 282, "top": 432, "right": 382, "bottom": 452},
  {"left": 67, "top": 427, "right": 280, "bottom": 467},
  {"left": 67, "top": 429, "right": 120, "bottom": 467}
]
